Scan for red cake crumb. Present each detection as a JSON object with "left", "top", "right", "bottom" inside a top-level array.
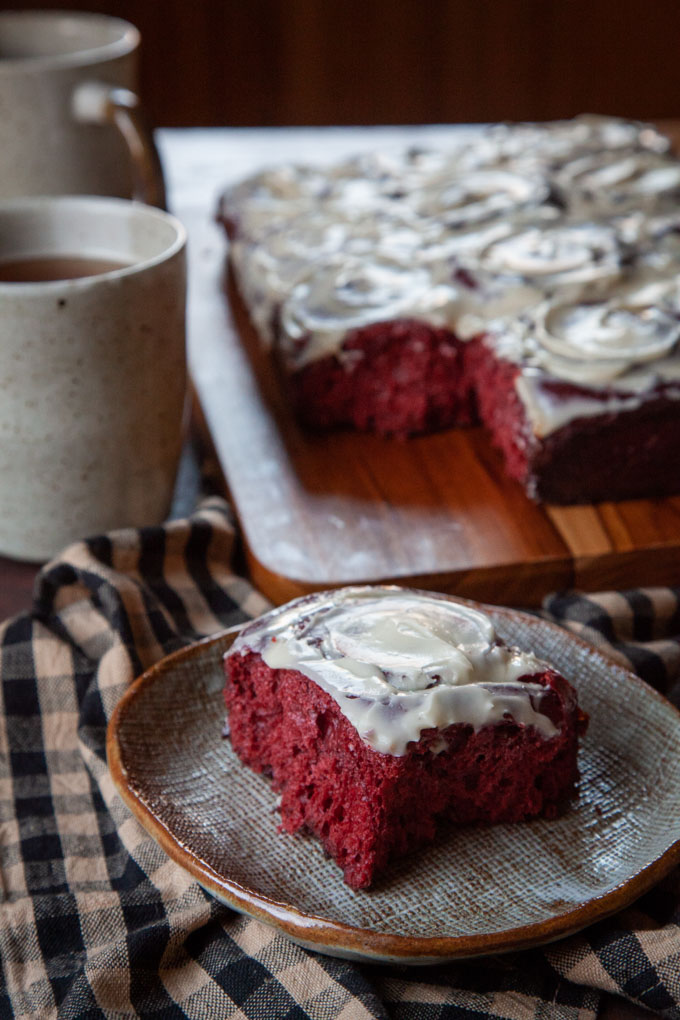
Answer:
[
  {"left": 224, "top": 647, "right": 586, "bottom": 890},
  {"left": 463, "top": 335, "right": 530, "bottom": 485},
  {"left": 465, "top": 334, "right": 680, "bottom": 503},
  {"left": 289, "top": 319, "right": 474, "bottom": 438}
]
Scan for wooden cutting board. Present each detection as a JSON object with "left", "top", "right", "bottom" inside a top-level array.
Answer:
[{"left": 178, "top": 126, "right": 680, "bottom": 608}]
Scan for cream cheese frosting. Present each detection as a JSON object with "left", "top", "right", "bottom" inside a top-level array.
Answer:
[
  {"left": 221, "top": 115, "right": 680, "bottom": 436},
  {"left": 279, "top": 254, "right": 460, "bottom": 359},
  {"left": 227, "top": 586, "right": 562, "bottom": 756}
]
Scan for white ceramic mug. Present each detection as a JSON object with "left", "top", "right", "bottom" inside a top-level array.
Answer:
[
  {"left": 0, "top": 10, "right": 165, "bottom": 206},
  {"left": 0, "top": 197, "right": 187, "bottom": 561}
]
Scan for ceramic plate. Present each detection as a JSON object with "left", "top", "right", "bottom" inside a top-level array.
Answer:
[{"left": 107, "top": 601, "right": 680, "bottom": 964}]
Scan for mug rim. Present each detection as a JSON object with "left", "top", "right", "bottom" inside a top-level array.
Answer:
[
  {"left": 0, "top": 10, "right": 139, "bottom": 73},
  {"left": 0, "top": 196, "right": 187, "bottom": 291}
]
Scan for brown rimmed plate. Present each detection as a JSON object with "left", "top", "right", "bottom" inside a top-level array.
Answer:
[{"left": 107, "top": 600, "right": 680, "bottom": 964}]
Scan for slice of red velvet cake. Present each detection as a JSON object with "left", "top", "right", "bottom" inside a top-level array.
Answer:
[{"left": 223, "top": 585, "right": 587, "bottom": 890}]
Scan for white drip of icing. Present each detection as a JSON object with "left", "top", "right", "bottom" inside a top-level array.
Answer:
[{"left": 227, "top": 587, "right": 561, "bottom": 756}]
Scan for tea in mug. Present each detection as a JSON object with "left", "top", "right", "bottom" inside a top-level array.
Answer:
[{"left": 0, "top": 254, "right": 131, "bottom": 282}]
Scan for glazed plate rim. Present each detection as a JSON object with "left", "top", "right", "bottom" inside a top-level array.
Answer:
[{"left": 106, "top": 599, "right": 680, "bottom": 964}]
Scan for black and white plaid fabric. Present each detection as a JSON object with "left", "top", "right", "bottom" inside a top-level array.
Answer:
[{"left": 2, "top": 496, "right": 679, "bottom": 1019}]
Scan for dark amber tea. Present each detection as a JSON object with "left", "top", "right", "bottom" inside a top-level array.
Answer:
[{"left": 0, "top": 254, "right": 131, "bottom": 282}]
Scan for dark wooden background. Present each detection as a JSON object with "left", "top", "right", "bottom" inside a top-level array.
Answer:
[{"left": 8, "top": 0, "right": 680, "bottom": 128}]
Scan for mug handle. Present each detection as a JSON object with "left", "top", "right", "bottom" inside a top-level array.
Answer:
[{"left": 71, "top": 81, "right": 167, "bottom": 210}]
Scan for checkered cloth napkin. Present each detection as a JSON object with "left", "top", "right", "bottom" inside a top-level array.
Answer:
[{"left": 2, "top": 497, "right": 680, "bottom": 1019}]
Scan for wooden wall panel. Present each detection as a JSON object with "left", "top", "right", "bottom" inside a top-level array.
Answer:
[{"left": 6, "top": 0, "right": 680, "bottom": 128}]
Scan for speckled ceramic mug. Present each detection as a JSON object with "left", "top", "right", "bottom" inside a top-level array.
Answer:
[
  {"left": 0, "top": 10, "right": 165, "bottom": 206},
  {"left": 0, "top": 197, "right": 187, "bottom": 561}
]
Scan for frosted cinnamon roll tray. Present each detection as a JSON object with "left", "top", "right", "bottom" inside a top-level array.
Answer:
[{"left": 217, "top": 115, "right": 680, "bottom": 503}]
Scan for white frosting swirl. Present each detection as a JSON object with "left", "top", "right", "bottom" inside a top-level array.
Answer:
[
  {"left": 488, "top": 272, "right": 680, "bottom": 391},
  {"left": 453, "top": 115, "right": 669, "bottom": 180},
  {"left": 453, "top": 222, "right": 624, "bottom": 340},
  {"left": 415, "top": 169, "right": 551, "bottom": 225},
  {"left": 280, "top": 255, "right": 459, "bottom": 365},
  {"left": 218, "top": 163, "right": 334, "bottom": 239},
  {"left": 227, "top": 586, "right": 563, "bottom": 756},
  {"left": 556, "top": 150, "right": 680, "bottom": 215},
  {"left": 541, "top": 300, "right": 680, "bottom": 366},
  {"left": 475, "top": 223, "right": 620, "bottom": 282}
]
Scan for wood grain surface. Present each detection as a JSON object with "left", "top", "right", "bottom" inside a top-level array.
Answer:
[{"left": 164, "top": 125, "right": 680, "bottom": 609}]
